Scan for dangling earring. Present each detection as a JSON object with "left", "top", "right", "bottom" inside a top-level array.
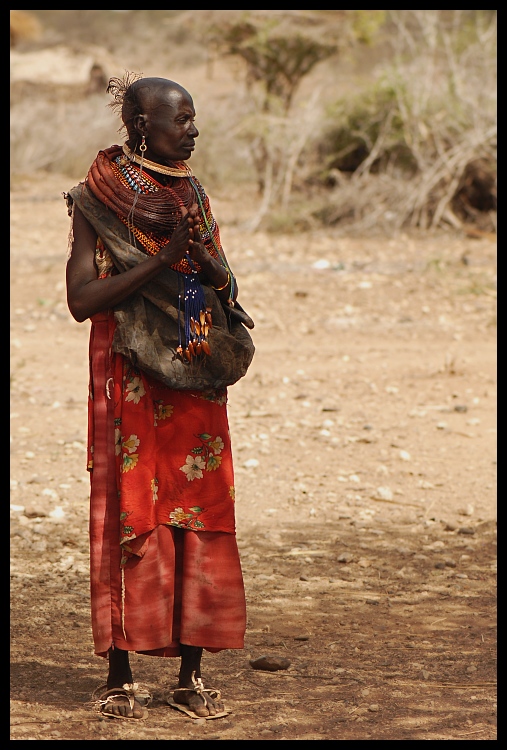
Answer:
[
  {"left": 127, "top": 133, "right": 146, "bottom": 239},
  {"left": 138, "top": 135, "right": 146, "bottom": 174},
  {"left": 137, "top": 134, "right": 146, "bottom": 178}
]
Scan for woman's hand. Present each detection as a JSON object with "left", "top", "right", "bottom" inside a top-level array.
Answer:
[
  {"left": 185, "top": 207, "right": 237, "bottom": 301},
  {"left": 66, "top": 202, "right": 236, "bottom": 323},
  {"left": 156, "top": 205, "right": 197, "bottom": 268}
]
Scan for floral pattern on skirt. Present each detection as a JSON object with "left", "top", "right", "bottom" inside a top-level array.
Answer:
[{"left": 88, "top": 351, "right": 237, "bottom": 566}]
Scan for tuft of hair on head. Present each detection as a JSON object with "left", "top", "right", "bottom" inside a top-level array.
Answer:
[
  {"left": 106, "top": 70, "right": 144, "bottom": 138},
  {"left": 106, "top": 70, "right": 143, "bottom": 115}
]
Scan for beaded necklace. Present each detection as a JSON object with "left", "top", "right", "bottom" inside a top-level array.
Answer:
[
  {"left": 116, "top": 157, "right": 158, "bottom": 193},
  {"left": 122, "top": 142, "right": 193, "bottom": 177},
  {"left": 112, "top": 157, "right": 193, "bottom": 262},
  {"left": 111, "top": 155, "right": 218, "bottom": 363}
]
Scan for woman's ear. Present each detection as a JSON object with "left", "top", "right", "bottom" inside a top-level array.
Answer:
[{"left": 133, "top": 114, "right": 147, "bottom": 135}]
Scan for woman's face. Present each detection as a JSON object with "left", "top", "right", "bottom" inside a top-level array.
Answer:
[{"left": 141, "top": 86, "right": 199, "bottom": 164}]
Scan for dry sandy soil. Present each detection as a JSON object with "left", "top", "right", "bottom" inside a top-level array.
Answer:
[{"left": 10, "top": 172, "right": 496, "bottom": 740}]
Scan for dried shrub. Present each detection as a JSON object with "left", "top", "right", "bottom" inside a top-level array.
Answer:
[{"left": 311, "top": 10, "right": 497, "bottom": 233}]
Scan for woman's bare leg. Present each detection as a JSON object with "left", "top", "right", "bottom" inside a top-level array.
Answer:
[{"left": 100, "top": 647, "right": 144, "bottom": 719}]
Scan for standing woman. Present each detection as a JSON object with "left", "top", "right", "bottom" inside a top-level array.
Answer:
[{"left": 65, "top": 73, "right": 254, "bottom": 720}]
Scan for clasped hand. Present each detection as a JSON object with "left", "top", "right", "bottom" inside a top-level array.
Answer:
[{"left": 157, "top": 203, "right": 209, "bottom": 268}]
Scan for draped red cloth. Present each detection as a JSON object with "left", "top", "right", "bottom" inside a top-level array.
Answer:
[{"left": 88, "top": 312, "right": 246, "bottom": 658}]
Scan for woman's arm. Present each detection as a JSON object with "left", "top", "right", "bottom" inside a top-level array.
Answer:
[{"left": 66, "top": 204, "right": 196, "bottom": 322}]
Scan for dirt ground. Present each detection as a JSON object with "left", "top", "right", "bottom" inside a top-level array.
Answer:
[{"left": 10, "top": 172, "right": 497, "bottom": 740}]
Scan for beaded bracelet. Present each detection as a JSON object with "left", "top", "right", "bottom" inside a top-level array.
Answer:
[{"left": 212, "top": 270, "right": 230, "bottom": 291}]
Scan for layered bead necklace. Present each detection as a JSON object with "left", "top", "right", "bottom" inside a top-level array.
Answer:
[
  {"left": 113, "top": 146, "right": 232, "bottom": 364},
  {"left": 121, "top": 142, "right": 193, "bottom": 177}
]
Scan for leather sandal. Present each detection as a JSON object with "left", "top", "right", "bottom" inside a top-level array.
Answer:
[{"left": 167, "top": 671, "right": 229, "bottom": 719}]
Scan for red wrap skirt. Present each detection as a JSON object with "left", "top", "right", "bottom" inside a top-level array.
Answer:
[{"left": 87, "top": 312, "right": 246, "bottom": 657}]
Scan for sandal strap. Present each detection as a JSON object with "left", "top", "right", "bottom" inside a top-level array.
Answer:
[
  {"left": 173, "top": 671, "right": 222, "bottom": 707},
  {"left": 94, "top": 683, "right": 152, "bottom": 713},
  {"left": 96, "top": 688, "right": 135, "bottom": 713}
]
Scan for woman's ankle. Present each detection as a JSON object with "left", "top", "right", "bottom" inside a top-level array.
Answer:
[
  {"left": 107, "top": 646, "right": 133, "bottom": 688},
  {"left": 178, "top": 644, "right": 203, "bottom": 687}
]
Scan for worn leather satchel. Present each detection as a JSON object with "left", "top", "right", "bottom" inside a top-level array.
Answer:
[{"left": 67, "top": 183, "right": 255, "bottom": 391}]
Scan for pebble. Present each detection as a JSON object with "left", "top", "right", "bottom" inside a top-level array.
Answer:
[
  {"left": 337, "top": 552, "right": 354, "bottom": 563},
  {"left": 444, "top": 522, "right": 458, "bottom": 531},
  {"left": 23, "top": 505, "right": 47, "bottom": 518},
  {"left": 249, "top": 655, "right": 291, "bottom": 672},
  {"left": 373, "top": 486, "right": 393, "bottom": 501},
  {"left": 458, "top": 527, "right": 475, "bottom": 535},
  {"left": 243, "top": 458, "right": 259, "bottom": 469},
  {"left": 313, "top": 259, "right": 331, "bottom": 269},
  {"left": 49, "top": 506, "right": 67, "bottom": 520},
  {"left": 425, "top": 540, "right": 445, "bottom": 549},
  {"left": 368, "top": 704, "right": 380, "bottom": 712}
]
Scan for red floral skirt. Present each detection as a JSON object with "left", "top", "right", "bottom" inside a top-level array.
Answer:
[{"left": 87, "top": 312, "right": 246, "bottom": 657}]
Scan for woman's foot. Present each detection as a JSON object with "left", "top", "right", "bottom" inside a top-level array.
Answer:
[
  {"left": 99, "top": 646, "right": 146, "bottom": 719},
  {"left": 173, "top": 677, "right": 224, "bottom": 717},
  {"left": 99, "top": 686, "right": 147, "bottom": 719},
  {"left": 173, "top": 644, "right": 224, "bottom": 717}
]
